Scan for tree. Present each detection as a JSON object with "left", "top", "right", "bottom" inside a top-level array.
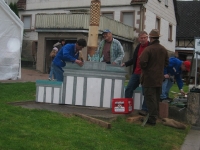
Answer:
[{"left": 9, "top": 2, "right": 19, "bottom": 17}]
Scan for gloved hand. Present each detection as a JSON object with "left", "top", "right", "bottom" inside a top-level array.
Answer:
[
  {"left": 164, "top": 74, "right": 170, "bottom": 78},
  {"left": 180, "top": 89, "right": 185, "bottom": 95}
]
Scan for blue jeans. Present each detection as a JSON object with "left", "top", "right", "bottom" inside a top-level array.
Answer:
[
  {"left": 49, "top": 62, "right": 56, "bottom": 80},
  {"left": 160, "top": 78, "right": 174, "bottom": 99},
  {"left": 125, "top": 73, "right": 148, "bottom": 111},
  {"left": 52, "top": 63, "right": 64, "bottom": 82}
]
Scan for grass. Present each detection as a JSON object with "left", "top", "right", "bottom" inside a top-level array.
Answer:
[
  {"left": 0, "top": 82, "right": 189, "bottom": 150},
  {"left": 169, "top": 83, "right": 189, "bottom": 99}
]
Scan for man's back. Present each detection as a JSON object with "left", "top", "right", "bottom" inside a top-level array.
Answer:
[{"left": 140, "top": 40, "right": 169, "bottom": 87}]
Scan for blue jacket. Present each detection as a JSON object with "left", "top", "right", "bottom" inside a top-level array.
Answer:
[
  {"left": 164, "top": 57, "right": 183, "bottom": 89},
  {"left": 53, "top": 44, "right": 79, "bottom": 68}
]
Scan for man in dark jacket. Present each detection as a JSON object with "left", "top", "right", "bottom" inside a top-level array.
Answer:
[
  {"left": 121, "top": 31, "right": 149, "bottom": 115},
  {"left": 140, "top": 29, "right": 169, "bottom": 125}
]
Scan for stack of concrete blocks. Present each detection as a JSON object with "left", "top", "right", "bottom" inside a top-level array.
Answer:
[
  {"left": 35, "top": 61, "right": 126, "bottom": 108},
  {"left": 36, "top": 80, "right": 63, "bottom": 104},
  {"left": 133, "top": 87, "right": 144, "bottom": 110},
  {"left": 186, "top": 92, "right": 200, "bottom": 127},
  {"left": 62, "top": 62, "right": 126, "bottom": 108}
]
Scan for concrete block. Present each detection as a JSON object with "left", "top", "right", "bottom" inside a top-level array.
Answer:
[
  {"left": 133, "top": 87, "right": 144, "bottom": 110},
  {"left": 159, "top": 102, "right": 168, "bottom": 118},
  {"left": 169, "top": 106, "right": 187, "bottom": 123},
  {"left": 62, "top": 62, "right": 126, "bottom": 108},
  {"left": 187, "top": 92, "right": 200, "bottom": 126},
  {"left": 36, "top": 80, "right": 63, "bottom": 104}
]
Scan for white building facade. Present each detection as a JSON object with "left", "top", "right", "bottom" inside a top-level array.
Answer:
[{"left": 16, "top": 0, "right": 177, "bottom": 72}]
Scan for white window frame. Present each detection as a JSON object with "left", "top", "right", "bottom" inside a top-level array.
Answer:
[
  {"left": 22, "top": 15, "right": 32, "bottom": 30},
  {"left": 120, "top": 11, "right": 135, "bottom": 28},
  {"left": 165, "top": 0, "right": 168, "bottom": 7},
  {"left": 101, "top": 11, "right": 114, "bottom": 20},
  {"left": 168, "top": 24, "right": 173, "bottom": 42}
]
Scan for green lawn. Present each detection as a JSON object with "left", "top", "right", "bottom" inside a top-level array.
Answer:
[{"left": 0, "top": 82, "right": 189, "bottom": 150}]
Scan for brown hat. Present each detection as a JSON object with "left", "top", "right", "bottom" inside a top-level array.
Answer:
[{"left": 149, "top": 29, "right": 160, "bottom": 37}]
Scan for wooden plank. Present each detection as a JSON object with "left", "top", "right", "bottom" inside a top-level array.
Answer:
[
  {"left": 74, "top": 113, "right": 111, "bottom": 129},
  {"left": 126, "top": 115, "right": 143, "bottom": 123}
]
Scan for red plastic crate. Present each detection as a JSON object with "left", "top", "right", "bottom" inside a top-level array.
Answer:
[{"left": 112, "top": 98, "right": 133, "bottom": 114}]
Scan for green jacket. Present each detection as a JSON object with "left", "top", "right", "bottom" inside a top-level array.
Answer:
[{"left": 96, "top": 38, "right": 124, "bottom": 65}]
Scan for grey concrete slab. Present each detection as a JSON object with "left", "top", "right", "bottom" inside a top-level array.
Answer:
[{"left": 181, "top": 129, "right": 200, "bottom": 150}]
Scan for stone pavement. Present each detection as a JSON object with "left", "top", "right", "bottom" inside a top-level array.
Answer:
[
  {"left": 1, "top": 67, "right": 200, "bottom": 150},
  {"left": 181, "top": 127, "right": 200, "bottom": 150}
]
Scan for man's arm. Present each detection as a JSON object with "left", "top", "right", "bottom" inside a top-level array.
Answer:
[
  {"left": 175, "top": 75, "right": 185, "bottom": 94},
  {"left": 113, "top": 41, "right": 124, "bottom": 65},
  {"left": 122, "top": 44, "right": 140, "bottom": 67},
  {"left": 139, "top": 49, "right": 149, "bottom": 69}
]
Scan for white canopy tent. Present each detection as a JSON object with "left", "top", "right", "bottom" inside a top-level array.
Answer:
[{"left": 0, "top": 0, "right": 23, "bottom": 80}]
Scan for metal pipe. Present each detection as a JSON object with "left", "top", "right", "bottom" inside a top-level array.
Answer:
[{"left": 195, "top": 52, "right": 198, "bottom": 88}]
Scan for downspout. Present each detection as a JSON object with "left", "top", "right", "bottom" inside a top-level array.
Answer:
[{"left": 139, "top": 5, "right": 145, "bottom": 31}]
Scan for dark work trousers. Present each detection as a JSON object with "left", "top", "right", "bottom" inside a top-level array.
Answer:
[{"left": 143, "top": 87, "right": 162, "bottom": 122}]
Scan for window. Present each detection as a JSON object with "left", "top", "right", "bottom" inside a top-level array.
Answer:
[
  {"left": 165, "top": 0, "right": 168, "bottom": 7},
  {"left": 168, "top": 24, "right": 173, "bottom": 41},
  {"left": 101, "top": 12, "right": 114, "bottom": 19},
  {"left": 22, "top": 15, "right": 31, "bottom": 30},
  {"left": 155, "top": 17, "right": 161, "bottom": 31},
  {"left": 121, "top": 11, "right": 135, "bottom": 27}
]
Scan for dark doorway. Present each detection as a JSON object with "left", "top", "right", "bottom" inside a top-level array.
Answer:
[{"left": 45, "top": 38, "right": 77, "bottom": 73}]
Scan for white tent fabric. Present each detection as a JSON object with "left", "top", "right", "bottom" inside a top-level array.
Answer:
[{"left": 0, "top": 0, "right": 23, "bottom": 80}]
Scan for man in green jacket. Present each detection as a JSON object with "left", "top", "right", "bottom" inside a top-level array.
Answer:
[{"left": 96, "top": 29, "right": 124, "bottom": 65}]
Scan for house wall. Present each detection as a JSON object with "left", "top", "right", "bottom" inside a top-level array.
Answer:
[
  {"left": 144, "top": 0, "right": 177, "bottom": 52},
  {"left": 18, "top": 0, "right": 177, "bottom": 75},
  {"left": 4, "top": 0, "right": 18, "bottom": 4},
  {"left": 18, "top": 4, "right": 138, "bottom": 67},
  {"left": 26, "top": 0, "right": 131, "bottom": 10},
  {"left": 176, "top": 40, "right": 195, "bottom": 48}
]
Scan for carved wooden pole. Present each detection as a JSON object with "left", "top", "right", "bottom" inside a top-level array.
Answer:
[{"left": 87, "top": 0, "right": 101, "bottom": 58}]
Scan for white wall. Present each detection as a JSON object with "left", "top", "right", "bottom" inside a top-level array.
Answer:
[
  {"left": 20, "top": 0, "right": 177, "bottom": 52},
  {"left": 26, "top": 0, "right": 131, "bottom": 10},
  {"left": 4, "top": 0, "right": 18, "bottom": 4},
  {"left": 145, "top": 0, "right": 176, "bottom": 25},
  {"left": 19, "top": 5, "right": 139, "bottom": 41},
  {"left": 144, "top": 0, "right": 176, "bottom": 52}
]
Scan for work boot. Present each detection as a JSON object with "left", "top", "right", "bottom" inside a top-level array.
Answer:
[
  {"left": 160, "top": 98, "right": 172, "bottom": 103},
  {"left": 138, "top": 110, "right": 147, "bottom": 116},
  {"left": 147, "top": 116, "right": 156, "bottom": 126}
]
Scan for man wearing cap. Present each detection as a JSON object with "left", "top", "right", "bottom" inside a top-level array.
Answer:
[
  {"left": 160, "top": 57, "right": 191, "bottom": 101},
  {"left": 96, "top": 29, "right": 124, "bottom": 65},
  {"left": 140, "top": 29, "right": 169, "bottom": 125}
]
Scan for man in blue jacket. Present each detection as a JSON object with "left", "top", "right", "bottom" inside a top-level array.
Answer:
[
  {"left": 52, "top": 39, "right": 87, "bottom": 81},
  {"left": 160, "top": 57, "right": 191, "bottom": 101}
]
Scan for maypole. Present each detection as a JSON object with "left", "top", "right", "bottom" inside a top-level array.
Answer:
[{"left": 87, "top": 0, "right": 101, "bottom": 58}]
